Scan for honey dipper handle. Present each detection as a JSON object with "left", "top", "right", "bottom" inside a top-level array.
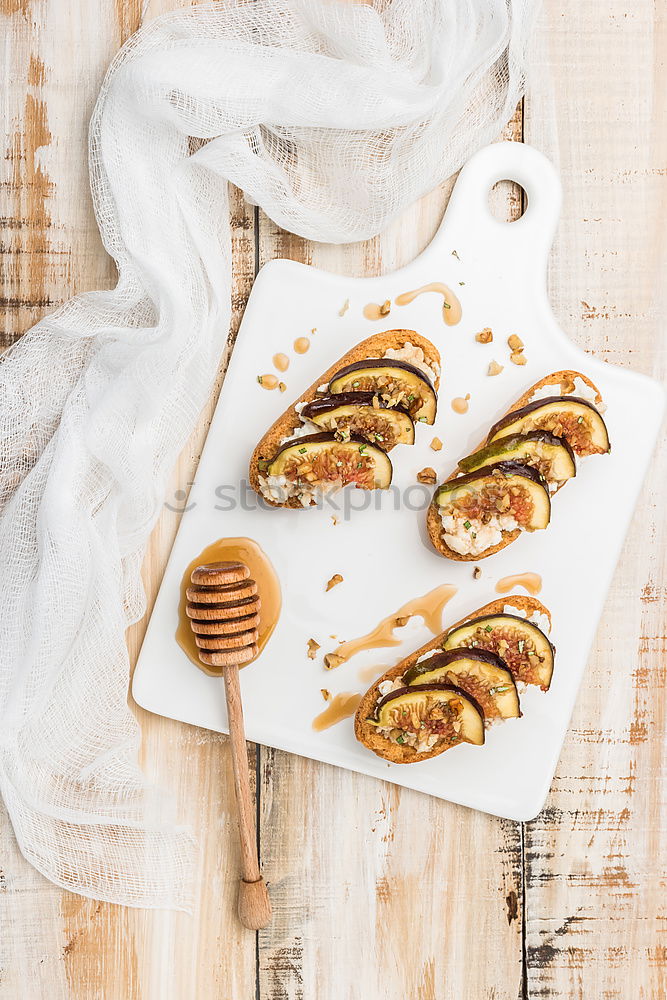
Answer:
[{"left": 223, "top": 664, "right": 272, "bottom": 930}]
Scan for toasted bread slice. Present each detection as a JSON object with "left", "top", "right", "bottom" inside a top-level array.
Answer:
[
  {"left": 354, "top": 595, "right": 551, "bottom": 764},
  {"left": 427, "top": 369, "right": 604, "bottom": 560},
  {"left": 250, "top": 330, "right": 440, "bottom": 508}
]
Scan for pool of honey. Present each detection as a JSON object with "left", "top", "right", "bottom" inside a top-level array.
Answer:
[{"left": 176, "top": 537, "right": 281, "bottom": 676}]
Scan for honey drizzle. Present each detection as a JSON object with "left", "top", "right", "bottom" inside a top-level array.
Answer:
[
  {"left": 326, "top": 584, "right": 457, "bottom": 668},
  {"left": 176, "top": 537, "right": 281, "bottom": 676},
  {"left": 362, "top": 301, "right": 391, "bottom": 321},
  {"left": 394, "top": 282, "right": 463, "bottom": 326},
  {"left": 312, "top": 692, "right": 362, "bottom": 732},
  {"left": 451, "top": 393, "right": 470, "bottom": 414},
  {"left": 495, "top": 572, "right": 542, "bottom": 597}
]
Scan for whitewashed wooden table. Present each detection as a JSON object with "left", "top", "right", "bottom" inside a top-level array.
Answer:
[{"left": 1, "top": 2, "right": 665, "bottom": 998}]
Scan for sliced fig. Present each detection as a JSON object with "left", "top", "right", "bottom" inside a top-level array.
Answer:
[
  {"left": 300, "top": 392, "right": 415, "bottom": 449},
  {"left": 371, "top": 682, "right": 484, "bottom": 751},
  {"left": 328, "top": 358, "right": 437, "bottom": 424},
  {"left": 458, "top": 431, "right": 576, "bottom": 485},
  {"left": 434, "top": 462, "right": 551, "bottom": 532},
  {"left": 443, "top": 613, "right": 554, "bottom": 690},
  {"left": 487, "top": 396, "right": 610, "bottom": 457},
  {"left": 265, "top": 432, "right": 392, "bottom": 495},
  {"left": 403, "top": 648, "right": 520, "bottom": 721}
]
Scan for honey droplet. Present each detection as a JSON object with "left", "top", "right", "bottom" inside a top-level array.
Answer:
[
  {"left": 273, "top": 353, "right": 289, "bottom": 372},
  {"left": 294, "top": 337, "right": 310, "bottom": 354}
]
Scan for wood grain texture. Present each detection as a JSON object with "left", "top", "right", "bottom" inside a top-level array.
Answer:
[
  {"left": 0, "top": 2, "right": 665, "bottom": 999},
  {"left": 523, "top": 3, "right": 667, "bottom": 997}
]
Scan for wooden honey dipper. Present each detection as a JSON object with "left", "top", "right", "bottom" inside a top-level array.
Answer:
[{"left": 186, "top": 560, "right": 272, "bottom": 930}]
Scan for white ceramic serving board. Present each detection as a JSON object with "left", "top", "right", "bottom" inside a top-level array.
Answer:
[{"left": 133, "top": 142, "right": 664, "bottom": 821}]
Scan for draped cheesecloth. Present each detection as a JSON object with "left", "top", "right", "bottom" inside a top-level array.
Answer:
[{"left": 0, "top": 0, "right": 538, "bottom": 908}]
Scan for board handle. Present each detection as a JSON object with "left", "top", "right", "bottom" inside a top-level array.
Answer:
[{"left": 443, "top": 141, "right": 562, "bottom": 273}]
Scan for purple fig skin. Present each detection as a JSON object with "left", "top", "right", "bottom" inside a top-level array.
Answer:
[
  {"left": 300, "top": 390, "right": 411, "bottom": 419},
  {"left": 330, "top": 357, "right": 436, "bottom": 393},
  {"left": 486, "top": 395, "right": 609, "bottom": 450},
  {"left": 374, "top": 681, "right": 485, "bottom": 723}
]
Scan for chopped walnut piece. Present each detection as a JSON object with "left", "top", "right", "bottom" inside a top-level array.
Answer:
[
  {"left": 339, "top": 298, "right": 350, "bottom": 317},
  {"left": 487, "top": 360, "right": 504, "bottom": 376},
  {"left": 430, "top": 436, "right": 443, "bottom": 452},
  {"left": 324, "top": 652, "right": 344, "bottom": 670},
  {"left": 507, "top": 334, "right": 524, "bottom": 352},
  {"left": 326, "top": 573, "right": 344, "bottom": 592},
  {"left": 473, "top": 566, "right": 482, "bottom": 580},
  {"left": 417, "top": 467, "right": 437, "bottom": 484},
  {"left": 379, "top": 299, "right": 391, "bottom": 316},
  {"left": 510, "top": 351, "right": 527, "bottom": 366},
  {"left": 307, "top": 638, "right": 320, "bottom": 660},
  {"left": 475, "top": 327, "right": 493, "bottom": 344},
  {"left": 395, "top": 616, "right": 410, "bottom": 628},
  {"left": 320, "top": 688, "right": 331, "bottom": 701}
]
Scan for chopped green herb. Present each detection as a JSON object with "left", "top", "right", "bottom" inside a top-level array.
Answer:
[
  {"left": 407, "top": 394, "right": 415, "bottom": 402},
  {"left": 375, "top": 434, "right": 384, "bottom": 442},
  {"left": 257, "top": 376, "right": 263, "bottom": 385},
  {"left": 484, "top": 624, "right": 493, "bottom": 633},
  {"left": 444, "top": 301, "right": 451, "bottom": 310},
  {"left": 471, "top": 531, "right": 477, "bottom": 539},
  {"left": 298, "top": 447, "right": 307, "bottom": 454},
  {"left": 352, "top": 380, "right": 360, "bottom": 388},
  {"left": 463, "top": 520, "right": 471, "bottom": 530},
  {"left": 577, "top": 415, "right": 584, "bottom": 424},
  {"left": 459, "top": 281, "right": 465, "bottom": 286},
  {"left": 518, "top": 639, "right": 525, "bottom": 653},
  {"left": 396, "top": 735, "right": 405, "bottom": 745},
  {"left": 358, "top": 444, "right": 367, "bottom": 453},
  {"left": 357, "top": 462, "right": 362, "bottom": 468},
  {"left": 418, "top": 416, "right": 427, "bottom": 422}
]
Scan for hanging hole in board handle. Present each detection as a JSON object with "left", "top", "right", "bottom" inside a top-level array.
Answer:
[
  {"left": 488, "top": 179, "right": 527, "bottom": 223},
  {"left": 444, "top": 142, "right": 562, "bottom": 265}
]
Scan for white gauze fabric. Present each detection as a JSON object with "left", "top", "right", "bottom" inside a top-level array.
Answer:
[{"left": 0, "top": 0, "right": 538, "bottom": 908}]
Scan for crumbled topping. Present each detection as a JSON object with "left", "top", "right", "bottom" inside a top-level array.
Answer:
[
  {"left": 417, "top": 467, "right": 437, "bottom": 485},
  {"left": 430, "top": 436, "right": 443, "bottom": 451},
  {"left": 395, "top": 616, "right": 410, "bottom": 628},
  {"left": 487, "top": 360, "right": 504, "bottom": 376},
  {"left": 320, "top": 688, "right": 331, "bottom": 701},
  {"left": 339, "top": 298, "right": 350, "bottom": 317},
  {"left": 307, "top": 638, "right": 320, "bottom": 660},
  {"left": 326, "top": 573, "right": 344, "bottom": 592},
  {"left": 507, "top": 334, "right": 524, "bottom": 352},
  {"left": 383, "top": 343, "right": 439, "bottom": 381},
  {"left": 475, "top": 328, "right": 493, "bottom": 344},
  {"left": 473, "top": 566, "right": 482, "bottom": 580},
  {"left": 510, "top": 351, "right": 527, "bottom": 366},
  {"left": 324, "top": 652, "right": 345, "bottom": 670}
]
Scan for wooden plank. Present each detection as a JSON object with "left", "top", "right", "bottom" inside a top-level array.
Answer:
[
  {"left": 523, "top": 2, "right": 667, "bottom": 996},
  {"left": 256, "top": 111, "right": 526, "bottom": 1000},
  {"left": 0, "top": 3, "right": 146, "bottom": 997},
  {"left": 0, "top": 1, "right": 259, "bottom": 997}
]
